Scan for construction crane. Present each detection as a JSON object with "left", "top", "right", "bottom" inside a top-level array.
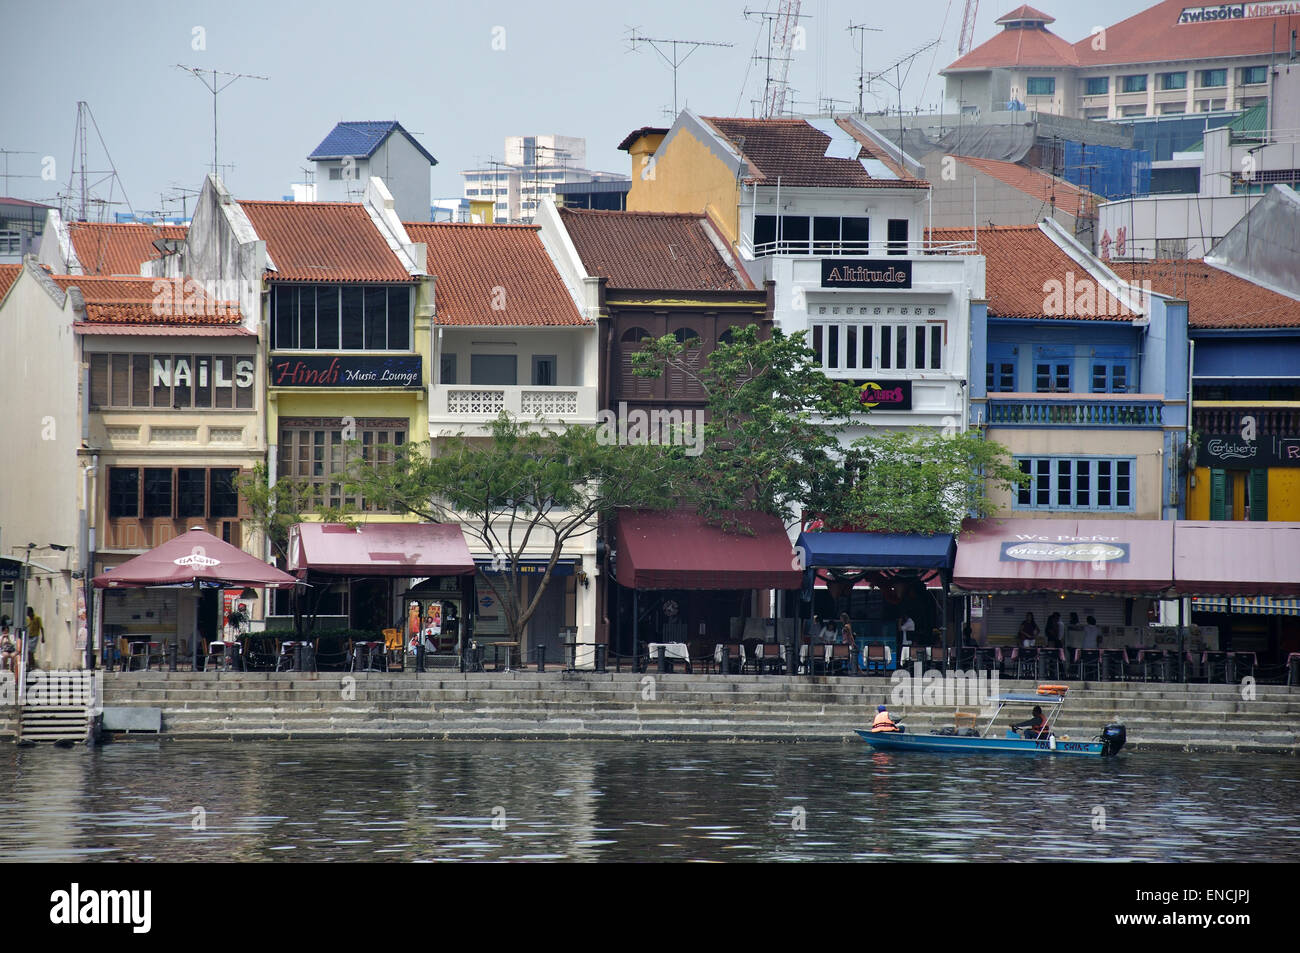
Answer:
[
  {"left": 957, "top": 0, "right": 979, "bottom": 56},
  {"left": 764, "top": 0, "right": 802, "bottom": 118}
]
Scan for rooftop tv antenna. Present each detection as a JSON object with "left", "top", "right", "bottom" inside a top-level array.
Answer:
[
  {"left": 0, "top": 149, "right": 38, "bottom": 194},
  {"left": 865, "top": 38, "right": 942, "bottom": 173},
  {"left": 627, "top": 28, "right": 734, "bottom": 116},
  {"left": 846, "top": 23, "right": 884, "bottom": 114},
  {"left": 63, "top": 101, "right": 133, "bottom": 223},
  {"left": 175, "top": 65, "right": 269, "bottom": 176}
]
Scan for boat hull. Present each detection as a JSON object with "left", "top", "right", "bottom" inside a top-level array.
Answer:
[{"left": 855, "top": 729, "right": 1108, "bottom": 756}]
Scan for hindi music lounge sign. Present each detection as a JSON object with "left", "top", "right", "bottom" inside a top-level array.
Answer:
[
  {"left": 271, "top": 355, "right": 423, "bottom": 388},
  {"left": 820, "top": 259, "right": 912, "bottom": 289}
]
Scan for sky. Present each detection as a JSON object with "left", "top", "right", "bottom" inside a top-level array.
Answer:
[{"left": 2, "top": 0, "right": 1155, "bottom": 218}]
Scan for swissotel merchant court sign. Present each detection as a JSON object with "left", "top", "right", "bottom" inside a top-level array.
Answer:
[
  {"left": 821, "top": 259, "right": 912, "bottom": 289},
  {"left": 1178, "top": 3, "right": 1300, "bottom": 21},
  {"left": 271, "top": 355, "right": 423, "bottom": 388}
]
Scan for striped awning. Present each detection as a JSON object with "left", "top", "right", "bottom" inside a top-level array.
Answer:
[{"left": 1191, "top": 595, "right": 1300, "bottom": 616}]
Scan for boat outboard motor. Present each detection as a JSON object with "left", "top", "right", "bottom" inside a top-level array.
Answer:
[{"left": 1100, "top": 722, "right": 1127, "bottom": 756}]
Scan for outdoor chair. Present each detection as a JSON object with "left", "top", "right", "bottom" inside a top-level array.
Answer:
[
  {"left": 204, "top": 640, "right": 241, "bottom": 672},
  {"left": 862, "top": 642, "right": 888, "bottom": 675},
  {"left": 1015, "top": 648, "right": 1038, "bottom": 680},
  {"left": 1075, "top": 649, "right": 1101, "bottom": 681},
  {"left": 144, "top": 641, "right": 166, "bottom": 671},
  {"left": 383, "top": 628, "right": 404, "bottom": 672},
  {"left": 829, "top": 642, "right": 852, "bottom": 676}
]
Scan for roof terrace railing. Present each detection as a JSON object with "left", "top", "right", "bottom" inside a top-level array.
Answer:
[{"left": 741, "top": 235, "right": 979, "bottom": 258}]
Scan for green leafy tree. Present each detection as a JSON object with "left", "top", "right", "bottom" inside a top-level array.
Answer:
[
  {"left": 632, "top": 324, "right": 862, "bottom": 526},
  {"left": 238, "top": 463, "right": 354, "bottom": 637},
  {"left": 342, "top": 413, "right": 680, "bottom": 645},
  {"left": 825, "top": 428, "right": 1029, "bottom": 535}
]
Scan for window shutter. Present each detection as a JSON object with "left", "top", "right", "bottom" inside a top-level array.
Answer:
[
  {"left": 1249, "top": 469, "right": 1268, "bottom": 521},
  {"left": 1209, "top": 469, "right": 1227, "bottom": 522}
]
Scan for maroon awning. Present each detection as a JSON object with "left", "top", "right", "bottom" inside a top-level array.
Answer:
[
  {"left": 1173, "top": 521, "right": 1300, "bottom": 597},
  {"left": 951, "top": 518, "right": 1174, "bottom": 597},
  {"left": 288, "top": 522, "right": 474, "bottom": 577},
  {"left": 92, "top": 528, "right": 298, "bottom": 589},
  {"left": 615, "top": 509, "right": 800, "bottom": 590}
]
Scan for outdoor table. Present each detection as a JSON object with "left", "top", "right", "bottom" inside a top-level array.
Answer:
[
  {"left": 648, "top": 641, "right": 690, "bottom": 673},
  {"left": 278, "top": 641, "right": 316, "bottom": 672},
  {"left": 491, "top": 641, "right": 519, "bottom": 673},
  {"left": 1136, "top": 648, "right": 1171, "bottom": 682},
  {"left": 973, "top": 647, "right": 1001, "bottom": 673},
  {"left": 1201, "top": 650, "right": 1231, "bottom": 683},
  {"left": 205, "top": 640, "right": 243, "bottom": 672},
  {"left": 1100, "top": 648, "right": 1128, "bottom": 681},
  {"left": 1036, "top": 647, "right": 1066, "bottom": 680},
  {"left": 757, "top": 641, "right": 785, "bottom": 675},
  {"left": 350, "top": 641, "right": 384, "bottom": 672}
]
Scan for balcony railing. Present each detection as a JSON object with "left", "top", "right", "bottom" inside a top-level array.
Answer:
[
  {"left": 431, "top": 384, "right": 599, "bottom": 423},
  {"left": 1194, "top": 405, "right": 1300, "bottom": 435},
  {"left": 987, "top": 393, "right": 1164, "bottom": 427},
  {"left": 740, "top": 237, "right": 978, "bottom": 259}
]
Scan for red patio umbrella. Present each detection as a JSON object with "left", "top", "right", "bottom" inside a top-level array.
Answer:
[{"left": 93, "top": 529, "right": 297, "bottom": 670}]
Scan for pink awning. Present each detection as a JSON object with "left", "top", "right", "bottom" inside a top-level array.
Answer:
[
  {"left": 951, "top": 518, "right": 1174, "bottom": 597},
  {"left": 1173, "top": 521, "right": 1300, "bottom": 597},
  {"left": 615, "top": 509, "right": 801, "bottom": 590},
  {"left": 92, "top": 528, "right": 297, "bottom": 589},
  {"left": 288, "top": 523, "right": 474, "bottom": 577}
]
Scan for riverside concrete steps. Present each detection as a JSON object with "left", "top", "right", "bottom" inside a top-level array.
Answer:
[{"left": 56, "top": 671, "right": 1298, "bottom": 753}]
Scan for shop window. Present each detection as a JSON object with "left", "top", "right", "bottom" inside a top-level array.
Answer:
[
  {"left": 986, "top": 343, "right": 1018, "bottom": 392},
  {"left": 1016, "top": 457, "right": 1134, "bottom": 511}
]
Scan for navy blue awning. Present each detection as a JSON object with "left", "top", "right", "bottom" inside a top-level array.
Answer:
[{"left": 796, "top": 531, "right": 956, "bottom": 571}]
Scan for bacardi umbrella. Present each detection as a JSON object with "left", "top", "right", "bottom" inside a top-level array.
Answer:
[{"left": 93, "top": 528, "right": 297, "bottom": 670}]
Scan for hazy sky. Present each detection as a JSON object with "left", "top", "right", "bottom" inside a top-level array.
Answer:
[{"left": 3, "top": 0, "right": 1153, "bottom": 217}]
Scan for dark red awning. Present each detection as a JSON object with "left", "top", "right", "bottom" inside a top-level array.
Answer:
[
  {"left": 951, "top": 517, "right": 1174, "bottom": 597},
  {"left": 1173, "top": 521, "right": 1300, "bottom": 597},
  {"left": 288, "top": 522, "right": 474, "bottom": 577},
  {"left": 615, "top": 510, "right": 801, "bottom": 591},
  {"left": 92, "top": 528, "right": 297, "bottom": 589}
]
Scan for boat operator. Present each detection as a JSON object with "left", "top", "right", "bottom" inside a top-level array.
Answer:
[
  {"left": 870, "top": 704, "right": 902, "bottom": 733},
  {"left": 1011, "top": 705, "right": 1050, "bottom": 739}
]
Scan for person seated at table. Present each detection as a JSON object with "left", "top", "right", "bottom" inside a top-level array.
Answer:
[
  {"left": 1017, "top": 613, "right": 1040, "bottom": 647},
  {"left": 871, "top": 704, "right": 903, "bottom": 732},
  {"left": 1011, "top": 705, "right": 1050, "bottom": 739},
  {"left": 0, "top": 621, "right": 15, "bottom": 673}
]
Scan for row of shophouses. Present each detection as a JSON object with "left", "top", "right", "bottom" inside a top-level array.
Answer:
[{"left": 2, "top": 110, "right": 1299, "bottom": 670}]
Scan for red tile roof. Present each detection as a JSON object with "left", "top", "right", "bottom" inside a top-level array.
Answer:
[
  {"left": 954, "top": 156, "right": 1097, "bottom": 218},
  {"left": 49, "top": 276, "right": 243, "bottom": 326},
  {"left": 928, "top": 224, "right": 1136, "bottom": 319},
  {"left": 0, "top": 264, "right": 19, "bottom": 301},
  {"left": 1071, "top": 0, "right": 1290, "bottom": 67},
  {"left": 404, "top": 222, "right": 587, "bottom": 327},
  {"left": 558, "top": 208, "right": 753, "bottom": 292},
  {"left": 950, "top": 0, "right": 1290, "bottom": 72},
  {"left": 617, "top": 126, "right": 669, "bottom": 151},
  {"left": 1110, "top": 259, "right": 1300, "bottom": 329},
  {"left": 996, "top": 4, "right": 1055, "bottom": 23},
  {"left": 72, "top": 324, "right": 253, "bottom": 336},
  {"left": 945, "top": 18, "right": 1079, "bottom": 70},
  {"left": 240, "top": 201, "right": 416, "bottom": 283},
  {"left": 67, "top": 222, "right": 187, "bottom": 276},
  {"left": 701, "top": 117, "right": 929, "bottom": 189}
]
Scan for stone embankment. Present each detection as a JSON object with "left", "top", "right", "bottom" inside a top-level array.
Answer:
[{"left": 23, "top": 671, "right": 1291, "bottom": 753}]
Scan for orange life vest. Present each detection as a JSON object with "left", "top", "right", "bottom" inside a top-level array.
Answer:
[{"left": 871, "top": 710, "right": 898, "bottom": 732}]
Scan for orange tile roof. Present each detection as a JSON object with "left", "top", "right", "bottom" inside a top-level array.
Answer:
[
  {"left": 928, "top": 224, "right": 1136, "bottom": 320},
  {"left": 0, "top": 263, "right": 19, "bottom": 301},
  {"left": 996, "top": 4, "right": 1055, "bottom": 23},
  {"left": 49, "top": 276, "right": 243, "bottom": 326},
  {"left": 404, "top": 222, "right": 587, "bottom": 327},
  {"left": 954, "top": 156, "right": 1097, "bottom": 218},
  {"left": 558, "top": 208, "right": 752, "bottom": 292},
  {"left": 1110, "top": 259, "right": 1300, "bottom": 329},
  {"left": 945, "top": 18, "right": 1079, "bottom": 71},
  {"left": 240, "top": 201, "right": 416, "bottom": 283},
  {"left": 702, "top": 117, "right": 929, "bottom": 189},
  {"left": 1071, "top": 0, "right": 1290, "bottom": 67},
  {"left": 950, "top": 0, "right": 1290, "bottom": 72},
  {"left": 66, "top": 222, "right": 187, "bottom": 276}
]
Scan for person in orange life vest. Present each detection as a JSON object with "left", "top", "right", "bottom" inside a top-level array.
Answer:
[
  {"left": 1011, "top": 705, "right": 1050, "bottom": 739},
  {"left": 871, "top": 704, "right": 901, "bottom": 732}
]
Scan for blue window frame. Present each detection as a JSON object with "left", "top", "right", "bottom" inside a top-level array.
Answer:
[
  {"left": 1015, "top": 457, "right": 1135, "bottom": 511},
  {"left": 1033, "top": 345, "right": 1072, "bottom": 393},
  {"left": 986, "top": 343, "right": 1019, "bottom": 392},
  {"left": 1090, "top": 346, "right": 1133, "bottom": 393}
]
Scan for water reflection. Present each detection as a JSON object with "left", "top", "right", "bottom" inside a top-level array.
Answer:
[{"left": 0, "top": 742, "right": 1297, "bottom": 862}]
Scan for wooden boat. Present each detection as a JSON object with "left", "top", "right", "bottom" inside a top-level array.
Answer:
[{"left": 855, "top": 686, "right": 1127, "bottom": 757}]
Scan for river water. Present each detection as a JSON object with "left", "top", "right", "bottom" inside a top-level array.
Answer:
[{"left": 1, "top": 741, "right": 1297, "bottom": 862}]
